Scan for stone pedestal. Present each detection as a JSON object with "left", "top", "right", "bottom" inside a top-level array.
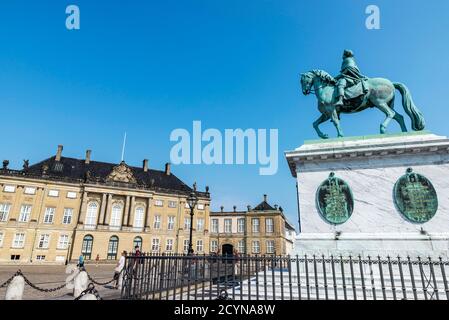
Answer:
[{"left": 285, "top": 131, "right": 449, "bottom": 258}]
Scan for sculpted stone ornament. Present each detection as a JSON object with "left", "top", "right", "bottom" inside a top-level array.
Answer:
[
  {"left": 106, "top": 161, "right": 137, "bottom": 184},
  {"left": 300, "top": 50, "right": 426, "bottom": 139},
  {"left": 393, "top": 168, "right": 438, "bottom": 223},
  {"left": 316, "top": 172, "right": 354, "bottom": 225}
]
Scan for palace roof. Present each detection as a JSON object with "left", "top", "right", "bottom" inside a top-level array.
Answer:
[{"left": 2, "top": 152, "right": 209, "bottom": 197}]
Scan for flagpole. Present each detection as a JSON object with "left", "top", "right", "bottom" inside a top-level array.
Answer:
[{"left": 121, "top": 132, "right": 127, "bottom": 162}]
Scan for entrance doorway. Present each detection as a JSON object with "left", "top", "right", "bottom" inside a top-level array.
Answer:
[{"left": 222, "top": 244, "right": 234, "bottom": 256}]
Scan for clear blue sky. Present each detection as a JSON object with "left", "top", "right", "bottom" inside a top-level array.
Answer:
[{"left": 1, "top": 1, "right": 449, "bottom": 228}]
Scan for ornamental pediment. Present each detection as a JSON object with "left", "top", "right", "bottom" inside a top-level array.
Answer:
[{"left": 106, "top": 161, "right": 137, "bottom": 184}]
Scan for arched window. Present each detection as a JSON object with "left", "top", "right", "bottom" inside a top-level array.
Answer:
[
  {"left": 110, "top": 204, "right": 122, "bottom": 228},
  {"left": 81, "top": 235, "right": 94, "bottom": 260},
  {"left": 85, "top": 202, "right": 98, "bottom": 228},
  {"left": 133, "top": 236, "right": 143, "bottom": 251},
  {"left": 107, "top": 235, "right": 119, "bottom": 260},
  {"left": 133, "top": 207, "right": 145, "bottom": 229}
]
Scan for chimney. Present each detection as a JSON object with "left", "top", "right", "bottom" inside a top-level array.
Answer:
[
  {"left": 85, "top": 150, "right": 91, "bottom": 164},
  {"left": 55, "top": 145, "right": 63, "bottom": 162},
  {"left": 220, "top": 206, "right": 224, "bottom": 213},
  {"left": 263, "top": 194, "right": 267, "bottom": 202},
  {"left": 143, "top": 159, "right": 149, "bottom": 172},
  {"left": 165, "top": 163, "right": 171, "bottom": 176}
]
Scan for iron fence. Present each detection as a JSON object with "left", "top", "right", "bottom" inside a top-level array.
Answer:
[{"left": 120, "top": 253, "right": 449, "bottom": 300}]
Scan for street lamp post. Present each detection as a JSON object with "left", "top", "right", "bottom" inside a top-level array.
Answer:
[{"left": 187, "top": 185, "right": 198, "bottom": 255}]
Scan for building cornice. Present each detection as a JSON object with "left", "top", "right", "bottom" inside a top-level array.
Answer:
[
  {"left": 285, "top": 132, "right": 449, "bottom": 177},
  {"left": 0, "top": 170, "right": 210, "bottom": 200}
]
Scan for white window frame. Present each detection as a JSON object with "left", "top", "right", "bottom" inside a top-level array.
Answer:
[
  {"left": 197, "top": 218, "right": 204, "bottom": 231},
  {"left": 183, "top": 239, "right": 190, "bottom": 252},
  {"left": 57, "top": 234, "right": 69, "bottom": 250},
  {"left": 3, "top": 185, "right": 15, "bottom": 193},
  {"left": 168, "top": 201, "right": 177, "bottom": 208},
  {"left": 252, "top": 241, "right": 260, "bottom": 254},
  {"left": 197, "top": 203, "right": 205, "bottom": 210},
  {"left": 43, "top": 207, "right": 55, "bottom": 224},
  {"left": 237, "top": 218, "right": 245, "bottom": 233},
  {"left": 24, "top": 187, "right": 36, "bottom": 195},
  {"left": 184, "top": 217, "right": 191, "bottom": 230},
  {"left": 19, "top": 205, "right": 32, "bottom": 222},
  {"left": 110, "top": 204, "right": 122, "bottom": 228},
  {"left": 210, "top": 240, "right": 218, "bottom": 252},
  {"left": 36, "top": 255, "right": 46, "bottom": 261},
  {"left": 12, "top": 233, "right": 26, "bottom": 248},
  {"left": 85, "top": 202, "right": 98, "bottom": 228},
  {"left": 48, "top": 189, "right": 59, "bottom": 197},
  {"left": 238, "top": 240, "right": 245, "bottom": 253},
  {"left": 0, "top": 203, "right": 11, "bottom": 222},
  {"left": 167, "top": 216, "right": 175, "bottom": 230},
  {"left": 196, "top": 240, "right": 204, "bottom": 253},
  {"left": 62, "top": 208, "right": 73, "bottom": 224},
  {"left": 153, "top": 215, "right": 161, "bottom": 229},
  {"left": 166, "top": 239, "right": 174, "bottom": 251},
  {"left": 224, "top": 219, "right": 232, "bottom": 233},
  {"left": 266, "top": 218, "right": 274, "bottom": 233},
  {"left": 252, "top": 218, "right": 260, "bottom": 233},
  {"left": 266, "top": 240, "right": 275, "bottom": 254},
  {"left": 133, "top": 207, "right": 145, "bottom": 229},
  {"left": 38, "top": 234, "right": 50, "bottom": 249},
  {"left": 154, "top": 200, "right": 164, "bottom": 207},
  {"left": 151, "top": 238, "right": 160, "bottom": 252},
  {"left": 211, "top": 219, "right": 219, "bottom": 233},
  {"left": 66, "top": 191, "right": 77, "bottom": 199}
]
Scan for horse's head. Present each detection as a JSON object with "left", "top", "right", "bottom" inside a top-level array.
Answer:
[
  {"left": 301, "top": 70, "right": 336, "bottom": 96},
  {"left": 300, "top": 72, "right": 314, "bottom": 95}
]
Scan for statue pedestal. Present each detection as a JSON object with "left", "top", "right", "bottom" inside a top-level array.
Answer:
[{"left": 285, "top": 131, "right": 449, "bottom": 258}]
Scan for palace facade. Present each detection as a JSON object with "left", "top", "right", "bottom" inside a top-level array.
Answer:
[
  {"left": 209, "top": 195, "right": 296, "bottom": 256},
  {"left": 0, "top": 145, "right": 210, "bottom": 264}
]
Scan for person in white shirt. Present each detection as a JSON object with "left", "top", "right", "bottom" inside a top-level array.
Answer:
[{"left": 114, "top": 251, "right": 127, "bottom": 289}]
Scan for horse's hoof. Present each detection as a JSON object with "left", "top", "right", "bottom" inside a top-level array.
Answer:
[{"left": 320, "top": 135, "right": 329, "bottom": 139}]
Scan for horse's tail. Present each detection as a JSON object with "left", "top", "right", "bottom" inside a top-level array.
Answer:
[{"left": 393, "top": 82, "right": 425, "bottom": 131}]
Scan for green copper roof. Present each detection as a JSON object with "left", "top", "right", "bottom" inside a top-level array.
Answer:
[{"left": 304, "top": 130, "right": 431, "bottom": 145}]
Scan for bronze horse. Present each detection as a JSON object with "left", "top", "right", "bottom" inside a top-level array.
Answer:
[{"left": 300, "top": 70, "right": 425, "bottom": 139}]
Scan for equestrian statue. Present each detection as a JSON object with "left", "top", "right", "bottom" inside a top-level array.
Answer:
[{"left": 300, "top": 50, "right": 425, "bottom": 139}]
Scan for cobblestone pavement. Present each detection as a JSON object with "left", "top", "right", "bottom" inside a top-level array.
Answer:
[{"left": 0, "top": 264, "right": 122, "bottom": 300}]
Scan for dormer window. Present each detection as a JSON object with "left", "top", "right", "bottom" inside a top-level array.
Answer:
[{"left": 53, "top": 162, "right": 64, "bottom": 172}]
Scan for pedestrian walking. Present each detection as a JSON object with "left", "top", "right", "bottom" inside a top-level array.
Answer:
[
  {"left": 95, "top": 254, "right": 100, "bottom": 267},
  {"left": 114, "top": 250, "right": 127, "bottom": 289},
  {"left": 134, "top": 245, "right": 141, "bottom": 257},
  {"left": 77, "top": 254, "right": 85, "bottom": 270}
]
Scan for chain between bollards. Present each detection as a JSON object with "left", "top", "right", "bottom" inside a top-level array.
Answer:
[{"left": 74, "top": 283, "right": 102, "bottom": 300}]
